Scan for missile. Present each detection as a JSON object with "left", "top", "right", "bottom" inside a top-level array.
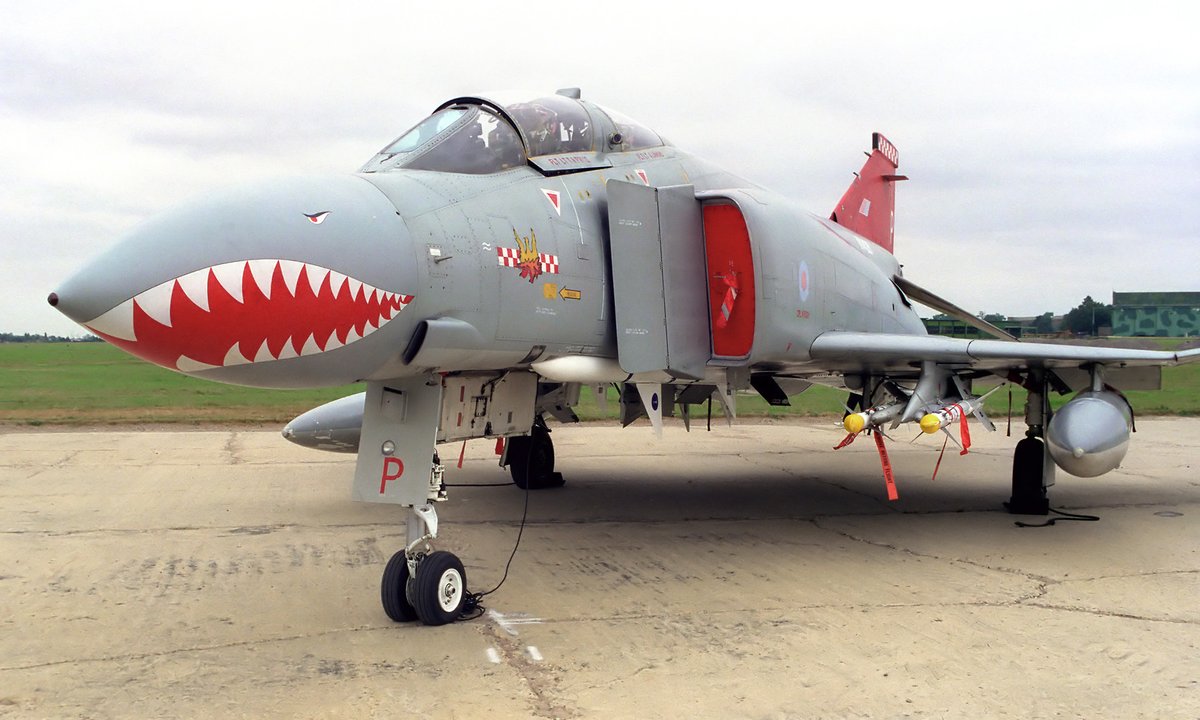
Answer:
[
  {"left": 918, "top": 387, "right": 1000, "bottom": 434},
  {"left": 842, "top": 402, "right": 904, "bottom": 434}
]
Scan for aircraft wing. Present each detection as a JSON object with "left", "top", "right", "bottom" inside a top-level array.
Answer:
[{"left": 808, "top": 331, "right": 1200, "bottom": 375}]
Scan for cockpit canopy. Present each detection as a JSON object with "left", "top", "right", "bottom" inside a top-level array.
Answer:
[{"left": 359, "top": 92, "right": 667, "bottom": 175}]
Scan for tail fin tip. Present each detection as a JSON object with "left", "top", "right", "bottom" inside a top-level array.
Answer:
[{"left": 830, "top": 132, "right": 908, "bottom": 254}]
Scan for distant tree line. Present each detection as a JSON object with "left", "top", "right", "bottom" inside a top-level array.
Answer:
[
  {"left": 1062, "top": 296, "right": 1112, "bottom": 335},
  {"left": 946, "top": 295, "right": 1116, "bottom": 337},
  {"left": 0, "top": 332, "right": 101, "bottom": 343}
]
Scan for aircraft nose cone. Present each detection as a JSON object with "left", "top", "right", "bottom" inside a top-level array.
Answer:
[
  {"left": 51, "top": 175, "right": 419, "bottom": 385},
  {"left": 50, "top": 273, "right": 115, "bottom": 327}
]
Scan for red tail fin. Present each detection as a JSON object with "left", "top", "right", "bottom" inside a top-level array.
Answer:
[{"left": 830, "top": 133, "right": 907, "bottom": 254}]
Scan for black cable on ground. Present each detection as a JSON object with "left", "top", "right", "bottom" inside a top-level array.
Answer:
[
  {"left": 1014, "top": 507, "right": 1101, "bottom": 528},
  {"left": 459, "top": 478, "right": 532, "bottom": 620}
]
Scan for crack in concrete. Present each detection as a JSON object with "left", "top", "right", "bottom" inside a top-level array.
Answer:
[
  {"left": 1061, "top": 568, "right": 1200, "bottom": 582},
  {"left": 0, "top": 624, "right": 393, "bottom": 673},
  {"left": 1022, "top": 602, "right": 1200, "bottom": 626},
  {"left": 808, "top": 517, "right": 1200, "bottom": 627},
  {"left": 14, "top": 450, "right": 82, "bottom": 482},
  {"left": 809, "top": 516, "right": 1056, "bottom": 604},
  {"left": 815, "top": 516, "right": 1056, "bottom": 575},
  {"left": 224, "top": 432, "right": 244, "bottom": 465}
]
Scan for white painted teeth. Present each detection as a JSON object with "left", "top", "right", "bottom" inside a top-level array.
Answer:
[
  {"left": 210, "top": 262, "right": 245, "bottom": 303},
  {"left": 176, "top": 355, "right": 218, "bottom": 373},
  {"left": 279, "top": 260, "right": 304, "bottom": 295},
  {"left": 176, "top": 269, "right": 211, "bottom": 312},
  {"left": 300, "top": 334, "right": 322, "bottom": 356},
  {"left": 247, "top": 259, "right": 276, "bottom": 299},
  {"left": 85, "top": 298, "right": 136, "bottom": 341},
  {"left": 136, "top": 280, "right": 175, "bottom": 327},
  {"left": 83, "top": 259, "right": 408, "bottom": 367},
  {"left": 328, "top": 271, "right": 346, "bottom": 297},
  {"left": 223, "top": 343, "right": 251, "bottom": 367},
  {"left": 252, "top": 340, "right": 274, "bottom": 363},
  {"left": 305, "top": 266, "right": 329, "bottom": 297},
  {"left": 276, "top": 337, "right": 299, "bottom": 360}
]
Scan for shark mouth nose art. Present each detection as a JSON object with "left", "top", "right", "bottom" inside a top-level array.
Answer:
[{"left": 83, "top": 260, "right": 413, "bottom": 372}]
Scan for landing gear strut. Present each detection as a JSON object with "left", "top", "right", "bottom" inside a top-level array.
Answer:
[
  {"left": 506, "top": 419, "right": 564, "bottom": 490},
  {"left": 1007, "top": 372, "right": 1053, "bottom": 515},
  {"left": 358, "top": 378, "right": 478, "bottom": 625}
]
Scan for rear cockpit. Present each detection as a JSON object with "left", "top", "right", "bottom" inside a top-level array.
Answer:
[{"left": 359, "top": 89, "right": 668, "bottom": 176}]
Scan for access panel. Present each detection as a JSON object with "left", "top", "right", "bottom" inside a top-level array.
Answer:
[{"left": 606, "top": 181, "right": 709, "bottom": 379}]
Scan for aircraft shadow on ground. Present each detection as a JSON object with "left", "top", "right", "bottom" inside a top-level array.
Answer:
[{"left": 446, "top": 461, "right": 1194, "bottom": 527}]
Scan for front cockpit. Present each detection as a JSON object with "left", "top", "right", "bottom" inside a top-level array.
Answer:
[{"left": 359, "top": 90, "right": 668, "bottom": 176}]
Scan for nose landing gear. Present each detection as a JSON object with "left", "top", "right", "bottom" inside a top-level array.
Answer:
[{"left": 381, "top": 504, "right": 472, "bottom": 626}]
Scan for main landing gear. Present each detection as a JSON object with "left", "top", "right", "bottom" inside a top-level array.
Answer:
[
  {"left": 381, "top": 504, "right": 471, "bottom": 626},
  {"left": 1007, "top": 371, "right": 1053, "bottom": 515},
  {"left": 505, "top": 420, "right": 565, "bottom": 490}
]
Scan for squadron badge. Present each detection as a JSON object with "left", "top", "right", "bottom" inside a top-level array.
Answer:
[{"left": 497, "top": 228, "right": 559, "bottom": 283}]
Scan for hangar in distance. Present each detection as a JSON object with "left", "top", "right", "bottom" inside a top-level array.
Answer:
[{"left": 50, "top": 88, "right": 1200, "bottom": 625}]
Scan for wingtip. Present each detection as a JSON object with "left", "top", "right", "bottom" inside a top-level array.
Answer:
[{"left": 1177, "top": 348, "right": 1200, "bottom": 364}]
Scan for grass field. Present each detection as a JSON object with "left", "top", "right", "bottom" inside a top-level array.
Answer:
[
  {"left": 1, "top": 341, "right": 1197, "bottom": 426},
  {"left": 0, "top": 343, "right": 362, "bottom": 425}
]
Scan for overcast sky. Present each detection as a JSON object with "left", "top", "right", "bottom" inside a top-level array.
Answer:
[{"left": 3, "top": 2, "right": 1198, "bottom": 336}]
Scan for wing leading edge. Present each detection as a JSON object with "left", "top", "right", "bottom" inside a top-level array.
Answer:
[{"left": 809, "top": 331, "right": 1200, "bottom": 375}]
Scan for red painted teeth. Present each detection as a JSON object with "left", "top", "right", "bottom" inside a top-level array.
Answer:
[{"left": 84, "top": 260, "right": 412, "bottom": 372}]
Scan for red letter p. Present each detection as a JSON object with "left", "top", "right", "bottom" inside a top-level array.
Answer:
[{"left": 379, "top": 457, "right": 404, "bottom": 494}]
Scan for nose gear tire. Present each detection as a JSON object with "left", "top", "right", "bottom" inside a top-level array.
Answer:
[
  {"left": 381, "top": 550, "right": 418, "bottom": 622},
  {"left": 410, "top": 551, "right": 468, "bottom": 626}
]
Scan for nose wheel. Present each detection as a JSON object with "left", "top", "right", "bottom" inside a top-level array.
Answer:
[
  {"left": 382, "top": 549, "right": 469, "bottom": 625},
  {"left": 409, "top": 551, "right": 468, "bottom": 625},
  {"left": 381, "top": 550, "right": 418, "bottom": 622}
]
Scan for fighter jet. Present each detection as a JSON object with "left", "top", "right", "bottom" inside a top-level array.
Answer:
[{"left": 50, "top": 88, "right": 1200, "bottom": 625}]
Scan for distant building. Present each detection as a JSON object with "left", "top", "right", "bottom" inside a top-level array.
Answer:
[
  {"left": 1112, "top": 292, "right": 1200, "bottom": 337},
  {"left": 922, "top": 317, "right": 1033, "bottom": 338},
  {"left": 1008, "top": 314, "right": 1064, "bottom": 335}
]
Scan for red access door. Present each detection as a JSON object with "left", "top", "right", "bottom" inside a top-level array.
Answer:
[{"left": 703, "top": 203, "right": 755, "bottom": 359}]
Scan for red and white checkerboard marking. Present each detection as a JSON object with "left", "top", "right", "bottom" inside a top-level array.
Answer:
[{"left": 496, "top": 247, "right": 559, "bottom": 274}]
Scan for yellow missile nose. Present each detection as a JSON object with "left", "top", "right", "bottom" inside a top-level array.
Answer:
[
  {"left": 919, "top": 414, "right": 941, "bottom": 434},
  {"left": 843, "top": 413, "right": 866, "bottom": 434}
]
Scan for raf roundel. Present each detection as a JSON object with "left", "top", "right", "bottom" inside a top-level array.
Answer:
[{"left": 798, "top": 261, "right": 811, "bottom": 303}]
